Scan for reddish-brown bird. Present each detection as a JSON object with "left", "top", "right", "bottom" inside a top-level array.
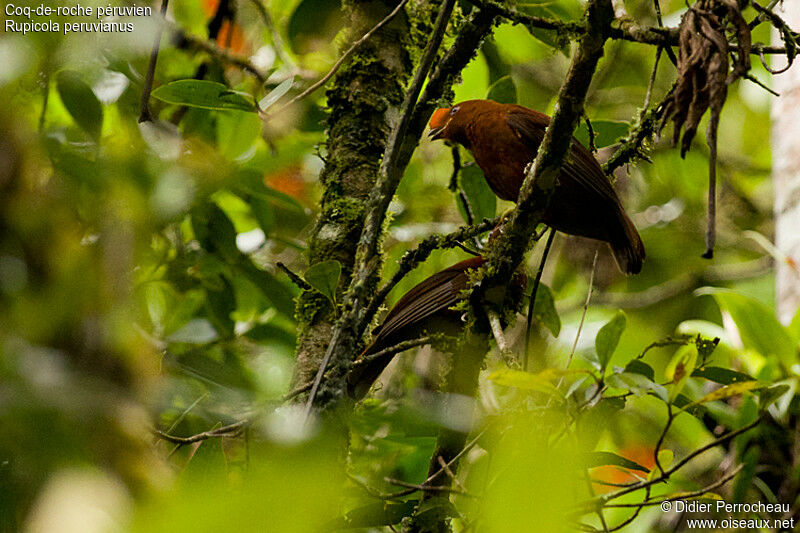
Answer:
[{"left": 429, "top": 99, "right": 645, "bottom": 274}]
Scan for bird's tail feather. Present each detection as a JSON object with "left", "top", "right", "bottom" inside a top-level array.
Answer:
[{"left": 610, "top": 211, "right": 645, "bottom": 275}]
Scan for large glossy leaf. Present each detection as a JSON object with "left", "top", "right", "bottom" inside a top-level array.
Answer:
[
  {"left": 56, "top": 70, "right": 104, "bottom": 141},
  {"left": 152, "top": 80, "right": 255, "bottom": 111},
  {"left": 697, "top": 288, "right": 795, "bottom": 371},
  {"left": 596, "top": 311, "right": 627, "bottom": 371}
]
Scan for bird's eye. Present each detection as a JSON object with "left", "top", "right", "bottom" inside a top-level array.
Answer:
[{"left": 450, "top": 106, "right": 460, "bottom": 115}]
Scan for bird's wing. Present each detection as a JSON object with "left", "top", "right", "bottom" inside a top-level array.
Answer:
[
  {"left": 366, "top": 258, "right": 481, "bottom": 353},
  {"left": 505, "top": 108, "right": 620, "bottom": 204}
]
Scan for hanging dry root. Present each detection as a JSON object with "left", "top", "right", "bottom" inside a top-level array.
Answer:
[{"left": 662, "top": 0, "right": 751, "bottom": 259}]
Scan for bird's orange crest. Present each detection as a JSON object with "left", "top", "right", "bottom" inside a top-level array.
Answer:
[{"left": 429, "top": 108, "right": 451, "bottom": 130}]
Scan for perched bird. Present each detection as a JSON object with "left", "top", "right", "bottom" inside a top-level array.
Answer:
[
  {"left": 428, "top": 99, "right": 645, "bottom": 274},
  {"left": 347, "top": 256, "right": 525, "bottom": 400}
]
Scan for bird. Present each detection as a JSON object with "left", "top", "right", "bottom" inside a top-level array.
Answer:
[
  {"left": 428, "top": 99, "right": 645, "bottom": 274},
  {"left": 346, "top": 256, "right": 525, "bottom": 400}
]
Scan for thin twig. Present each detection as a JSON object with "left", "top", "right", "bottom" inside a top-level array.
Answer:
[
  {"left": 139, "top": 0, "right": 170, "bottom": 122},
  {"left": 568, "top": 249, "right": 598, "bottom": 367},
  {"left": 603, "top": 463, "right": 744, "bottom": 508},
  {"left": 589, "top": 418, "right": 761, "bottom": 504},
  {"left": 152, "top": 419, "right": 248, "bottom": 445},
  {"left": 272, "top": 0, "right": 410, "bottom": 115},
  {"left": 277, "top": 261, "right": 311, "bottom": 290},
  {"left": 248, "top": 0, "right": 293, "bottom": 68},
  {"left": 175, "top": 29, "right": 268, "bottom": 83},
  {"left": 384, "top": 477, "right": 477, "bottom": 497},
  {"left": 524, "top": 227, "right": 555, "bottom": 369},
  {"left": 486, "top": 308, "right": 515, "bottom": 366}
]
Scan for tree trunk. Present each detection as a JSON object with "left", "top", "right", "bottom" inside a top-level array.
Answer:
[
  {"left": 771, "top": 3, "right": 800, "bottom": 325},
  {"left": 291, "top": 0, "right": 411, "bottom": 393}
]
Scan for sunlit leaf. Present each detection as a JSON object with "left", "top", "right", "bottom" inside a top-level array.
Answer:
[
  {"left": 647, "top": 450, "right": 674, "bottom": 481},
  {"left": 152, "top": 80, "right": 255, "bottom": 111},
  {"left": 689, "top": 381, "right": 765, "bottom": 407},
  {"left": 166, "top": 318, "right": 219, "bottom": 344},
  {"left": 259, "top": 78, "right": 294, "bottom": 111},
  {"left": 696, "top": 288, "right": 795, "bottom": 371},
  {"left": 56, "top": 70, "right": 104, "bottom": 141},
  {"left": 487, "top": 369, "right": 561, "bottom": 396}
]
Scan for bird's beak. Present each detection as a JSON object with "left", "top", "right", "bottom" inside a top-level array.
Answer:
[{"left": 428, "top": 126, "right": 444, "bottom": 140}]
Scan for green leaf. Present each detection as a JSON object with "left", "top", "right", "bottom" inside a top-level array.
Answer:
[
  {"left": 166, "top": 318, "right": 219, "bottom": 344},
  {"left": 672, "top": 394, "right": 708, "bottom": 418},
  {"left": 487, "top": 369, "right": 561, "bottom": 397},
  {"left": 757, "top": 384, "right": 791, "bottom": 410},
  {"left": 331, "top": 501, "right": 416, "bottom": 529},
  {"left": 532, "top": 283, "right": 560, "bottom": 337},
  {"left": 459, "top": 165, "right": 496, "bottom": 222},
  {"left": 595, "top": 311, "right": 626, "bottom": 370},
  {"left": 482, "top": 39, "right": 516, "bottom": 104},
  {"left": 486, "top": 75, "right": 516, "bottom": 105},
  {"left": 259, "top": 78, "right": 294, "bottom": 111},
  {"left": 624, "top": 359, "right": 654, "bottom": 380},
  {"left": 518, "top": 3, "right": 574, "bottom": 54},
  {"left": 647, "top": 450, "right": 673, "bottom": 481},
  {"left": 665, "top": 344, "right": 698, "bottom": 402},
  {"left": 287, "top": 0, "right": 343, "bottom": 55},
  {"left": 152, "top": 80, "right": 255, "bottom": 111},
  {"left": 574, "top": 120, "right": 630, "bottom": 149},
  {"left": 56, "top": 70, "right": 103, "bottom": 141},
  {"left": 217, "top": 110, "right": 261, "bottom": 160},
  {"left": 304, "top": 260, "right": 341, "bottom": 305},
  {"left": 606, "top": 372, "right": 668, "bottom": 402},
  {"left": 584, "top": 451, "right": 649, "bottom": 473},
  {"left": 689, "top": 381, "right": 765, "bottom": 407},
  {"left": 697, "top": 288, "right": 795, "bottom": 371},
  {"left": 234, "top": 260, "right": 297, "bottom": 319},
  {"left": 191, "top": 203, "right": 240, "bottom": 262},
  {"left": 788, "top": 306, "right": 800, "bottom": 345},
  {"left": 692, "top": 366, "right": 755, "bottom": 385}
]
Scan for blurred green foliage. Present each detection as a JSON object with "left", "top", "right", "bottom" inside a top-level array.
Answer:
[{"left": 0, "top": 0, "right": 797, "bottom": 532}]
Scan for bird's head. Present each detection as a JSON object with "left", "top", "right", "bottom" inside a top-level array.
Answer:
[
  {"left": 428, "top": 105, "right": 463, "bottom": 141},
  {"left": 428, "top": 100, "right": 497, "bottom": 146}
]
